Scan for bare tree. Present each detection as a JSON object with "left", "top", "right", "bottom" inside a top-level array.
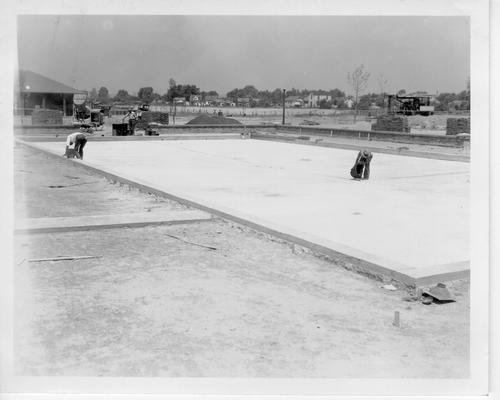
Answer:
[
  {"left": 377, "top": 73, "right": 388, "bottom": 110},
  {"left": 377, "top": 73, "right": 388, "bottom": 94},
  {"left": 347, "top": 64, "right": 370, "bottom": 122}
]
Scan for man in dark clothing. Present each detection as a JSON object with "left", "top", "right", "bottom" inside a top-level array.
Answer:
[
  {"left": 123, "top": 108, "right": 138, "bottom": 135},
  {"left": 74, "top": 133, "right": 88, "bottom": 159},
  {"left": 350, "top": 150, "right": 373, "bottom": 180}
]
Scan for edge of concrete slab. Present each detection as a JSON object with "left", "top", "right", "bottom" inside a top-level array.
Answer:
[
  {"left": 17, "top": 133, "right": 242, "bottom": 142},
  {"left": 17, "top": 139, "right": 470, "bottom": 287},
  {"left": 251, "top": 132, "right": 470, "bottom": 163}
]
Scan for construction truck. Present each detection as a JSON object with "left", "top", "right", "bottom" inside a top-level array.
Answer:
[
  {"left": 72, "top": 93, "right": 105, "bottom": 130},
  {"left": 387, "top": 94, "right": 435, "bottom": 116}
]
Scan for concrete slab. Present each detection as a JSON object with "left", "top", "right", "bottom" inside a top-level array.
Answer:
[
  {"left": 15, "top": 210, "right": 212, "bottom": 234},
  {"left": 28, "top": 139, "right": 469, "bottom": 284}
]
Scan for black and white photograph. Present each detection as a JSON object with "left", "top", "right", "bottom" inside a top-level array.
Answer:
[{"left": 0, "top": 0, "right": 496, "bottom": 398}]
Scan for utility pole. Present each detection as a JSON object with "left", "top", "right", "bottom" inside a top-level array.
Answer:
[{"left": 282, "top": 89, "right": 286, "bottom": 125}]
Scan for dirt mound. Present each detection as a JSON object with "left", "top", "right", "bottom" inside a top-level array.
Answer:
[{"left": 186, "top": 114, "right": 242, "bottom": 125}]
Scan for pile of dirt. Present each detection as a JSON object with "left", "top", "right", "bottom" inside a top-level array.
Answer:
[{"left": 186, "top": 114, "right": 242, "bottom": 125}]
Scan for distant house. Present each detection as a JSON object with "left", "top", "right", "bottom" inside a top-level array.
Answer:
[
  {"left": 305, "top": 93, "right": 332, "bottom": 108},
  {"left": 215, "top": 98, "right": 235, "bottom": 107},
  {"left": 204, "top": 94, "right": 219, "bottom": 104},
  {"left": 149, "top": 100, "right": 170, "bottom": 113},
  {"left": 173, "top": 96, "right": 187, "bottom": 105},
  {"left": 189, "top": 94, "right": 202, "bottom": 105},
  {"left": 344, "top": 98, "right": 354, "bottom": 108},
  {"left": 285, "top": 96, "right": 304, "bottom": 108},
  {"left": 15, "top": 70, "right": 86, "bottom": 116},
  {"left": 110, "top": 103, "right": 132, "bottom": 117},
  {"left": 237, "top": 97, "right": 251, "bottom": 106}
]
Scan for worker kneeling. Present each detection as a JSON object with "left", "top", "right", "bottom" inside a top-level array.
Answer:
[{"left": 350, "top": 150, "right": 373, "bottom": 180}]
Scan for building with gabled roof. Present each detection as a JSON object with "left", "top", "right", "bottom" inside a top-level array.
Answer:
[{"left": 15, "top": 70, "right": 86, "bottom": 116}]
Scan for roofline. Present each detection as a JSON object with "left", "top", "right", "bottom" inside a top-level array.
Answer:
[
  {"left": 18, "top": 69, "right": 86, "bottom": 94},
  {"left": 19, "top": 89, "right": 87, "bottom": 94}
]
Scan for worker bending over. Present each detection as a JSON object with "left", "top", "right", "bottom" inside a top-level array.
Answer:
[
  {"left": 65, "top": 127, "right": 93, "bottom": 159},
  {"left": 350, "top": 150, "right": 373, "bottom": 180}
]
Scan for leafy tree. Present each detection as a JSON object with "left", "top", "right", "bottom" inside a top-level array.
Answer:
[
  {"left": 227, "top": 85, "right": 260, "bottom": 101},
  {"left": 435, "top": 92, "right": 457, "bottom": 111},
  {"left": 97, "top": 87, "right": 110, "bottom": 103},
  {"left": 165, "top": 83, "right": 200, "bottom": 101},
  {"left": 456, "top": 90, "right": 470, "bottom": 102},
  {"left": 318, "top": 99, "right": 333, "bottom": 109},
  {"left": 272, "top": 88, "right": 284, "bottom": 105},
  {"left": 357, "top": 94, "right": 372, "bottom": 110},
  {"left": 138, "top": 87, "right": 155, "bottom": 103},
  {"left": 347, "top": 65, "right": 370, "bottom": 121},
  {"left": 113, "top": 89, "right": 130, "bottom": 102},
  {"left": 329, "top": 88, "right": 345, "bottom": 98}
]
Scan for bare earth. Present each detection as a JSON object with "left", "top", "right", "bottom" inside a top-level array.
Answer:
[{"left": 14, "top": 144, "right": 469, "bottom": 378}]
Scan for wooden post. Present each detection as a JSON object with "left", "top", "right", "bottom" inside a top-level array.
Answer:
[
  {"left": 63, "top": 95, "right": 66, "bottom": 116},
  {"left": 282, "top": 89, "right": 286, "bottom": 125},
  {"left": 42, "top": 96, "right": 46, "bottom": 109},
  {"left": 393, "top": 311, "right": 400, "bottom": 327}
]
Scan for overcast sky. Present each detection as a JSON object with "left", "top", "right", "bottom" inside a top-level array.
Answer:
[{"left": 16, "top": 15, "right": 469, "bottom": 96}]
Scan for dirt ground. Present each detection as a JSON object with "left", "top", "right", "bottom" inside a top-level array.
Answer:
[
  {"left": 13, "top": 145, "right": 470, "bottom": 378},
  {"left": 15, "top": 109, "right": 465, "bottom": 135},
  {"left": 118, "top": 110, "right": 456, "bottom": 134}
]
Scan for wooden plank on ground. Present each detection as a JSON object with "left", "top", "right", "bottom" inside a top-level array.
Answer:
[{"left": 15, "top": 210, "right": 212, "bottom": 234}]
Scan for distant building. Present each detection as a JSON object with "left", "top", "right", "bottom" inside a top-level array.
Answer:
[
  {"left": 204, "top": 94, "right": 219, "bottom": 104},
  {"left": 173, "top": 97, "right": 187, "bottom": 105},
  {"left": 217, "top": 98, "right": 235, "bottom": 107},
  {"left": 285, "top": 96, "right": 304, "bottom": 108},
  {"left": 236, "top": 97, "right": 251, "bottom": 106},
  {"left": 15, "top": 70, "right": 86, "bottom": 116},
  {"left": 109, "top": 103, "right": 132, "bottom": 117},
  {"left": 344, "top": 98, "right": 354, "bottom": 108},
  {"left": 149, "top": 100, "right": 170, "bottom": 113},
  {"left": 305, "top": 93, "right": 332, "bottom": 108},
  {"left": 189, "top": 94, "right": 202, "bottom": 105}
]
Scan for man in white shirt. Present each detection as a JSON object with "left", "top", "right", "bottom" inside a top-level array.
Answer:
[
  {"left": 65, "top": 128, "right": 93, "bottom": 159},
  {"left": 123, "top": 108, "right": 138, "bottom": 135}
]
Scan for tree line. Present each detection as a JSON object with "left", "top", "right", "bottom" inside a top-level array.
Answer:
[
  {"left": 88, "top": 66, "right": 469, "bottom": 112},
  {"left": 88, "top": 81, "right": 216, "bottom": 105}
]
